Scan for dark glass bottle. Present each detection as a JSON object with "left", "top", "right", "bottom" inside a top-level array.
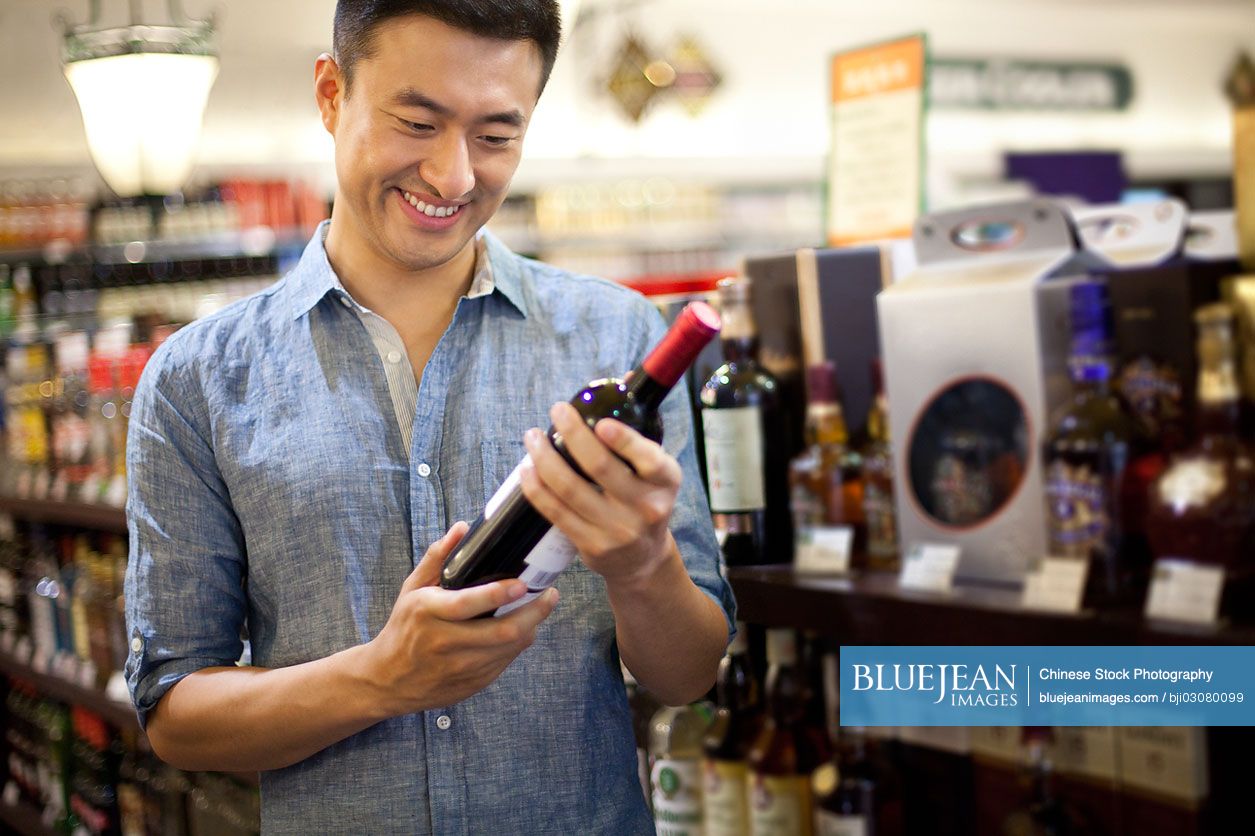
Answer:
[
  {"left": 700, "top": 278, "right": 790, "bottom": 566},
  {"left": 813, "top": 727, "right": 877, "bottom": 836},
  {"left": 702, "top": 625, "right": 762, "bottom": 836},
  {"left": 789, "top": 363, "right": 865, "bottom": 566},
  {"left": 1000, "top": 728, "right": 1083, "bottom": 836},
  {"left": 861, "top": 359, "right": 899, "bottom": 568},
  {"left": 1146, "top": 303, "right": 1255, "bottom": 574},
  {"left": 441, "top": 303, "right": 720, "bottom": 615},
  {"left": 748, "top": 628, "right": 821, "bottom": 836},
  {"left": 1041, "top": 281, "right": 1149, "bottom": 608}
]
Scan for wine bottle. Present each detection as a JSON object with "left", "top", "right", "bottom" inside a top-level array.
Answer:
[{"left": 440, "top": 302, "right": 721, "bottom": 616}]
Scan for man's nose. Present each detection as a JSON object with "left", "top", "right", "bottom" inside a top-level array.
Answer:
[{"left": 419, "top": 133, "right": 475, "bottom": 200}]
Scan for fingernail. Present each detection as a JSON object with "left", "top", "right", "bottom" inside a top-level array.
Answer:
[
  {"left": 549, "top": 402, "right": 566, "bottom": 423},
  {"left": 596, "top": 419, "right": 621, "bottom": 441},
  {"left": 509, "top": 581, "right": 527, "bottom": 599},
  {"left": 524, "top": 428, "right": 541, "bottom": 447},
  {"left": 547, "top": 587, "right": 560, "bottom": 605}
]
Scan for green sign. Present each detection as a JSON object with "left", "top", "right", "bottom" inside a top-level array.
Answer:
[{"left": 931, "top": 58, "right": 1134, "bottom": 111}]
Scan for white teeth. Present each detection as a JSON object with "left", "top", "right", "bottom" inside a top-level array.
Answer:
[{"left": 402, "top": 190, "right": 459, "bottom": 219}]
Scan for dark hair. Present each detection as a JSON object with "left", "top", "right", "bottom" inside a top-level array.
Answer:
[{"left": 333, "top": 1, "right": 562, "bottom": 96}]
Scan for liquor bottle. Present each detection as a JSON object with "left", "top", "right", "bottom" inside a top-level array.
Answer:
[
  {"left": 1000, "top": 728, "right": 1081, "bottom": 836},
  {"left": 1146, "top": 304, "right": 1255, "bottom": 572},
  {"left": 748, "top": 628, "right": 820, "bottom": 836},
  {"left": 860, "top": 360, "right": 899, "bottom": 568},
  {"left": 789, "top": 363, "right": 864, "bottom": 568},
  {"left": 1041, "top": 281, "right": 1149, "bottom": 608},
  {"left": 650, "top": 701, "right": 713, "bottom": 836},
  {"left": 625, "top": 665, "right": 663, "bottom": 810},
  {"left": 700, "top": 278, "right": 790, "bottom": 566},
  {"left": 702, "top": 625, "right": 762, "bottom": 836},
  {"left": 813, "top": 727, "right": 876, "bottom": 836},
  {"left": 1115, "top": 317, "right": 1187, "bottom": 454},
  {"left": 440, "top": 302, "right": 720, "bottom": 616}
]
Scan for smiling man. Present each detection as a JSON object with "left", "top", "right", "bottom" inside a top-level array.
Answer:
[{"left": 123, "top": 1, "right": 735, "bottom": 833}]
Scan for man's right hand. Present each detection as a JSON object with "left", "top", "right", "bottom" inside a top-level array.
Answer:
[{"left": 362, "top": 522, "right": 559, "bottom": 716}]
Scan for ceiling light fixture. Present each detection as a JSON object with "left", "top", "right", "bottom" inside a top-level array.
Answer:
[{"left": 58, "top": 0, "right": 219, "bottom": 197}]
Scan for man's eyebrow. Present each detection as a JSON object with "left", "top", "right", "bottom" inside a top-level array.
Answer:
[{"left": 390, "top": 88, "right": 525, "bottom": 127}]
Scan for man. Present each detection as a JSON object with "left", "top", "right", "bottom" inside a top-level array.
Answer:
[{"left": 123, "top": 1, "right": 735, "bottom": 833}]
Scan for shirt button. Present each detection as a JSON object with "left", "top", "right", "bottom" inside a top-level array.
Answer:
[
  {"left": 417, "top": 462, "right": 432, "bottom": 478},
  {"left": 130, "top": 636, "right": 143, "bottom": 653},
  {"left": 436, "top": 715, "right": 452, "bottom": 730}
]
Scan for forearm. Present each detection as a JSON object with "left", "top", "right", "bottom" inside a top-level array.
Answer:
[
  {"left": 146, "top": 643, "right": 389, "bottom": 772},
  {"left": 609, "top": 535, "right": 728, "bottom": 706}
]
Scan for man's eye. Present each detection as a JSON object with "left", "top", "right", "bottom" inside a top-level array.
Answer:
[
  {"left": 481, "top": 136, "right": 513, "bottom": 147},
  {"left": 403, "top": 120, "right": 434, "bottom": 133}
]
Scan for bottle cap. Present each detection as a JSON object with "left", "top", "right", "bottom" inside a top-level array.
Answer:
[
  {"left": 640, "top": 301, "right": 721, "bottom": 388},
  {"left": 806, "top": 362, "right": 839, "bottom": 405}
]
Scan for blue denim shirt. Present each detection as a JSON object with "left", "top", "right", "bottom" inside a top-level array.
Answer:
[{"left": 123, "top": 224, "right": 736, "bottom": 834}]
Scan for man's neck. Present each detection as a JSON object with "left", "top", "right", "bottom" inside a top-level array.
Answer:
[{"left": 323, "top": 211, "right": 478, "bottom": 326}]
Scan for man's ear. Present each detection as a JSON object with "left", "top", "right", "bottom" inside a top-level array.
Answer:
[{"left": 314, "top": 53, "right": 344, "bottom": 136}]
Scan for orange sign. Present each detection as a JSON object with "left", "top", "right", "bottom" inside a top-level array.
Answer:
[
  {"left": 827, "top": 34, "right": 928, "bottom": 247},
  {"left": 831, "top": 36, "right": 926, "bottom": 104}
]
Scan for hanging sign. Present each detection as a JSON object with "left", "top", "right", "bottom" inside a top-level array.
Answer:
[{"left": 826, "top": 34, "right": 927, "bottom": 247}]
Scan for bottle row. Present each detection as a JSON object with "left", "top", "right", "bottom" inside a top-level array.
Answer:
[
  {"left": 634, "top": 625, "right": 1214, "bottom": 836},
  {"left": 0, "top": 274, "right": 279, "bottom": 506},
  {"left": 4, "top": 682, "right": 260, "bottom": 835},
  {"left": 690, "top": 264, "right": 1255, "bottom": 616},
  {"left": 0, "top": 524, "right": 132, "bottom": 694},
  {"left": 0, "top": 177, "right": 327, "bottom": 254}
]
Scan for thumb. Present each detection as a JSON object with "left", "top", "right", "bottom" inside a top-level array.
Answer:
[{"left": 402, "top": 521, "right": 470, "bottom": 592}]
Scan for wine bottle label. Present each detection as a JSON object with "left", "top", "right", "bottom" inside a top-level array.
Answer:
[
  {"left": 652, "top": 757, "right": 703, "bottom": 836},
  {"left": 702, "top": 758, "right": 750, "bottom": 836},
  {"left": 1044, "top": 460, "right": 1109, "bottom": 558},
  {"left": 493, "top": 525, "right": 578, "bottom": 617},
  {"left": 815, "top": 811, "right": 869, "bottom": 836},
  {"left": 749, "top": 774, "right": 813, "bottom": 836},
  {"left": 702, "top": 407, "right": 766, "bottom": 512}
]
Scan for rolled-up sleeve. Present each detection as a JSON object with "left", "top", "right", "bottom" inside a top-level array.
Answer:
[
  {"left": 124, "top": 336, "right": 246, "bottom": 728},
  {"left": 640, "top": 305, "right": 738, "bottom": 639}
]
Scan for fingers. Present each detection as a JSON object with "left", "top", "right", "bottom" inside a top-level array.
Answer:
[
  {"left": 547, "top": 402, "right": 635, "bottom": 494},
  {"left": 419, "top": 578, "right": 529, "bottom": 621},
  {"left": 403, "top": 521, "right": 470, "bottom": 592},
  {"left": 518, "top": 448, "right": 610, "bottom": 544},
  {"left": 523, "top": 426, "right": 619, "bottom": 527},
  {"left": 593, "top": 417, "right": 681, "bottom": 488}
]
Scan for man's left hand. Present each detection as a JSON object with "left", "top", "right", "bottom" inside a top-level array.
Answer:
[{"left": 519, "top": 401, "right": 682, "bottom": 590}]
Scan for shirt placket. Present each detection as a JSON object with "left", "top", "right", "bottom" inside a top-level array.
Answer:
[{"left": 410, "top": 301, "right": 468, "bottom": 836}]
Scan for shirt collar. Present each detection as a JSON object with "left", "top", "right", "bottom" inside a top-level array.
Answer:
[{"left": 286, "top": 221, "right": 528, "bottom": 321}]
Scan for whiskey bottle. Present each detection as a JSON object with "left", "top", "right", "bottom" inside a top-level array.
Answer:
[
  {"left": 1146, "top": 303, "right": 1255, "bottom": 572},
  {"left": 860, "top": 359, "right": 898, "bottom": 568},
  {"left": 1041, "top": 281, "right": 1148, "bottom": 607},
  {"left": 789, "top": 362, "right": 864, "bottom": 568}
]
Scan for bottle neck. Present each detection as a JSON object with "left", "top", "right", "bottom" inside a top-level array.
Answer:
[
  {"left": 806, "top": 402, "right": 849, "bottom": 447},
  {"left": 866, "top": 393, "right": 889, "bottom": 443},
  {"left": 1069, "top": 352, "right": 1114, "bottom": 392},
  {"left": 1195, "top": 343, "right": 1241, "bottom": 439},
  {"left": 720, "top": 299, "right": 759, "bottom": 364},
  {"left": 625, "top": 369, "right": 670, "bottom": 412}
]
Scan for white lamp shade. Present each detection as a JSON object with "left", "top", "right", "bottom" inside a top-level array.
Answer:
[{"left": 65, "top": 52, "right": 218, "bottom": 197}]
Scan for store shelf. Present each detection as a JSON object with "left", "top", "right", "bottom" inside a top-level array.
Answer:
[
  {"left": 0, "top": 496, "right": 127, "bottom": 534},
  {"left": 0, "top": 648, "right": 137, "bottom": 729},
  {"left": 726, "top": 565, "right": 1255, "bottom": 646},
  {"left": 0, "top": 799, "right": 54, "bottom": 836}
]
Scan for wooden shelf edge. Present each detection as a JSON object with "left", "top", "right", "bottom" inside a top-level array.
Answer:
[
  {"left": 0, "top": 497, "right": 128, "bottom": 534},
  {"left": 0, "top": 648, "right": 138, "bottom": 729},
  {"left": 725, "top": 565, "right": 1255, "bottom": 646}
]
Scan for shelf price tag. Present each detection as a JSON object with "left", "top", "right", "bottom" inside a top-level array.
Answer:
[
  {"left": 794, "top": 526, "right": 854, "bottom": 575},
  {"left": 1144, "top": 559, "right": 1225, "bottom": 625},
  {"left": 898, "top": 543, "right": 960, "bottom": 593},
  {"left": 1021, "top": 557, "right": 1088, "bottom": 614}
]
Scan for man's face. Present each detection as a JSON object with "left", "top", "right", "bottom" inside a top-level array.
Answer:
[{"left": 319, "top": 15, "right": 543, "bottom": 273}]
